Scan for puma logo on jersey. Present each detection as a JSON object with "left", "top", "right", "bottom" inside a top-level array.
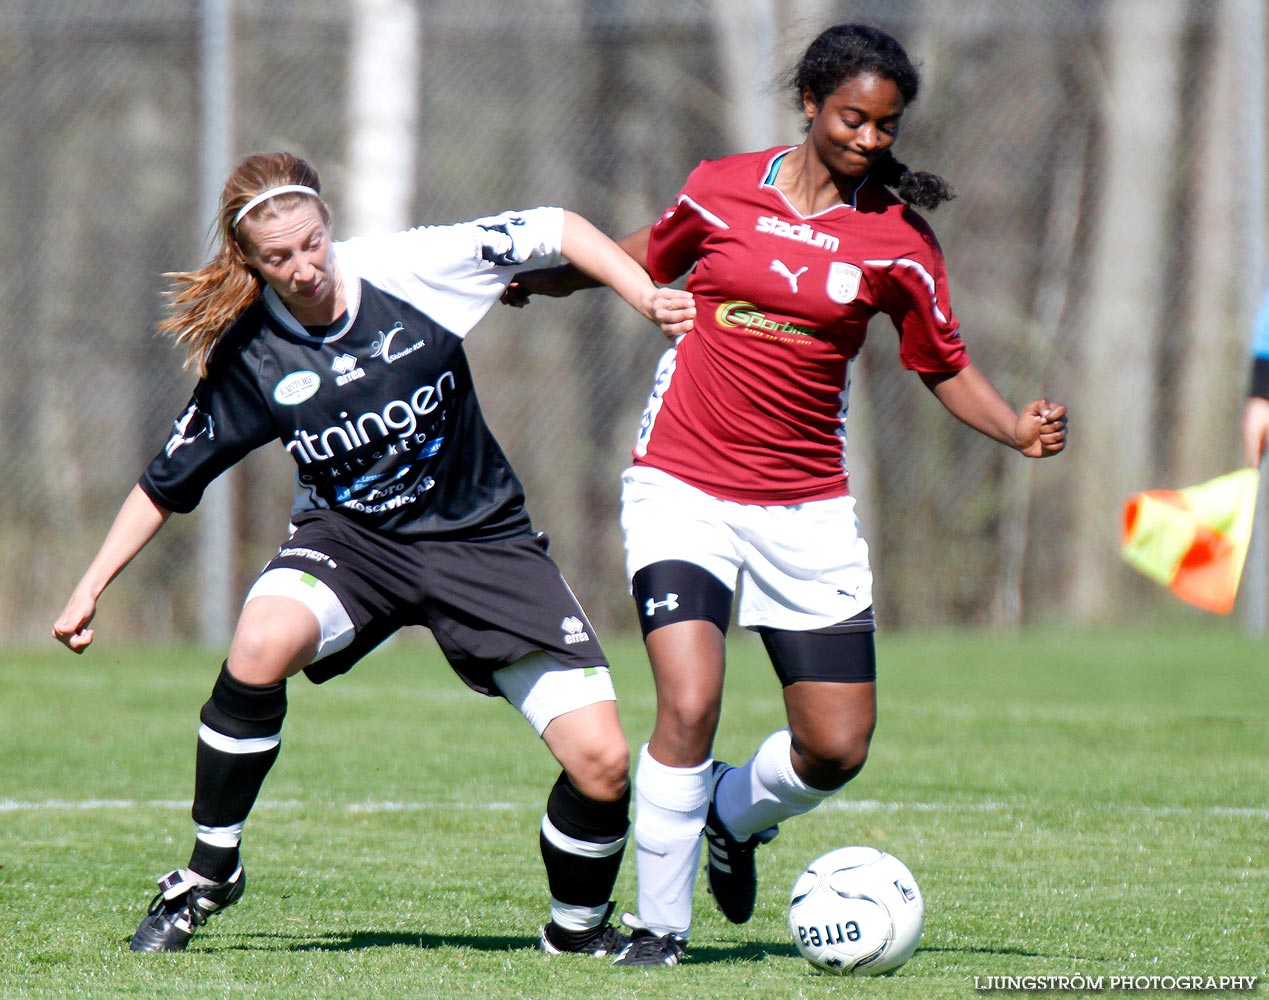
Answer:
[{"left": 770, "top": 259, "right": 808, "bottom": 293}]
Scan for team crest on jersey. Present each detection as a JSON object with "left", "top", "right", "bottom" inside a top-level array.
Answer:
[
  {"left": 371, "top": 322, "right": 426, "bottom": 364},
  {"left": 827, "top": 262, "right": 863, "bottom": 304}
]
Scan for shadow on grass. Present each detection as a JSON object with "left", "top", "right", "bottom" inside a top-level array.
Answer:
[
  {"left": 188, "top": 933, "right": 1069, "bottom": 967},
  {"left": 918, "top": 945, "right": 1061, "bottom": 959},
  {"left": 232, "top": 931, "right": 799, "bottom": 963}
]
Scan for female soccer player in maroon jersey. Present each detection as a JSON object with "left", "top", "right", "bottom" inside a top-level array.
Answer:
[{"left": 507, "top": 24, "right": 1067, "bottom": 966}]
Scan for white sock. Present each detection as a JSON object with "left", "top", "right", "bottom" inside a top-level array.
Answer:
[
  {"left": 549, "top": 899, "right": 610, "bottom": 933},
  {"left": 194, "top": 822, "right": 243, "bottom": 850},
  {"left": 633, "top": 744, "right": 713, "bottom": 938},
  {"left": 714, "top": 728, "right": 835, "bottom": 839}
]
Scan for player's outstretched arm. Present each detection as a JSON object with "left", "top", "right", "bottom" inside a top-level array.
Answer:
[
  {"left": 557, "top": 212, "right": 692, "bottom": 335},
  {"left": 52, "top": 485, "right": 172, "bottom": 654},
  {"left": 502, "top": 223, "right": 654, "bottom": 307},
  {"left": 920, "top": 364, "right": 1067, "bottom": 459}
]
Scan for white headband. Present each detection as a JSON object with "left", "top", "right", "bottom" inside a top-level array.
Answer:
[{"left": 232, "top": 184, "right": 320, "bottom": 229}]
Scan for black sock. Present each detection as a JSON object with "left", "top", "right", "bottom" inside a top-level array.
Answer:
[
  {"left": 187, "top": 663, "right": 288, "bottom": 882},
  {"left": 539, "top": 771, "right": 630, "bottom": 921}
]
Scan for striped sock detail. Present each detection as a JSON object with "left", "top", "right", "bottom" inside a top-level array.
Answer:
[
  {"left": 197, "top": 724, "right": 280, "bottom": 755},
  {"left": 541, "top": 815, "right": 627, "bottom": 859}
]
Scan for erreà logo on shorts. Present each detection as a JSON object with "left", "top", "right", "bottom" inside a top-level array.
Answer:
[
  {"left": 274, "top": 371, "right": 321, "bottom": 405},
  {"left": 561, "top": 616, "right": 591, "bottom": 645}
]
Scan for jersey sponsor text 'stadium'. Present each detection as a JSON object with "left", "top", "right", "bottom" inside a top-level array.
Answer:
[{"left": 141, "top": 208, "right": 565, "bottom": 540}]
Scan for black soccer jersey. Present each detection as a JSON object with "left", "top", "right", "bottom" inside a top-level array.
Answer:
[{"left": 140, "top": 208, "right": 565, "bottom": 540}]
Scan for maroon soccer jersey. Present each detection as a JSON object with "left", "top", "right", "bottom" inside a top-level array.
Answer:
[{"left": 636, "top": 146, "right": 970, "bottom": 505}]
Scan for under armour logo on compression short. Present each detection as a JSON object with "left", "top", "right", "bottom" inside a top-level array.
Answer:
[{"left": 645, "top": 594, "right": 681, "bottom": 616}]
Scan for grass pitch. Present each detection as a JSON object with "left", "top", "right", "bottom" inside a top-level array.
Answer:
[{"left": 1, "top": 626, "right": 1265, "bottom": 999}]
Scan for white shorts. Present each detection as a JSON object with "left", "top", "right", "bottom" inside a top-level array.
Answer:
[{"left": 620, "top": 465, "right": 874, "bottom": 632}]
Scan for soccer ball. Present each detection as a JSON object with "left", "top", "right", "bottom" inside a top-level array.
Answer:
[{"left": 787, "top": 846, "right": 924, "bottom": 975}]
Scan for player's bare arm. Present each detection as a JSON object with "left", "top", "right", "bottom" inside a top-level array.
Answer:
[
  {"left": 538, "top": 213, "right": 692, "bottom": 339},
  {"left": 52, "top": 485, "right": 172, "bottom": 653},
  {"left": 503, "top": 223, "right": 655, "bottom": 307},
  {"left": 920, "top": 365, "right": 1067, "bottom": 458}
]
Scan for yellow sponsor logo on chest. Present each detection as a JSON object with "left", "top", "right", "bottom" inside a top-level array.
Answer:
[{"left": 715, "top": 300, "right": 816, "bottom": 340}]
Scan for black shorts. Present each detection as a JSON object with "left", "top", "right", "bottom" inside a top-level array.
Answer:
[{"left": 264, "top": 511, "right": 607, "bottom": 695}]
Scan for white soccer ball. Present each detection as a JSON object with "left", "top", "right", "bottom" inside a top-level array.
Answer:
[{"left": 787, "top": 846, "right": 924, "bottom": 975}]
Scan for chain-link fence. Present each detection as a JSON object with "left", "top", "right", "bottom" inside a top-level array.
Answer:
[{"left": 3, "top": 0, "right": 1265, "bottom": 645}]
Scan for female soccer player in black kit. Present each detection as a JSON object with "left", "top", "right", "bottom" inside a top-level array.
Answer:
[{"left": 51, "top": 151, "right": 692, "bottom": 955}]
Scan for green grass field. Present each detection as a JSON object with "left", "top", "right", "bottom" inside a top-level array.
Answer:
[{"left": 2, "top": 626, "right": 1265, "bottom": 999}]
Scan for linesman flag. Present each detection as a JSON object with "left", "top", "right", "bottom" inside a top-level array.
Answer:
[{"left": 1121, "top": 468, "right": 1260, "bottom": 614}]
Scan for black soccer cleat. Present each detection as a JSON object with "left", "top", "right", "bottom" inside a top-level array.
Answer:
[
  {"left": 539, "top": 901, "right": 630, "bottom": 957},
  {"left": 611, "top": 912, "right": 686, "bottom": 968},
  {"left": 129, "top": 866, "right": 245, "bottom": 952},
  {"left": 703, "top": 762, "right": 778, "bottom": 924}
]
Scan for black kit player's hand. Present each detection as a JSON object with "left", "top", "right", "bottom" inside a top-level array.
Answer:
[
  {"left": 52, "top": 589, "right": 98, "bottom": 654},
  {"left": 501, "top": 265, "right": 588, "bottom": 307}
]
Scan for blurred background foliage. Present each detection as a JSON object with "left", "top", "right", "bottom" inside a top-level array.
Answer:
[{"left": 2, "top": 0, "right": 1265, "bottom": 644}]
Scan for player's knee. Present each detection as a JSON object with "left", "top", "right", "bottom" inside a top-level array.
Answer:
[
  {"left": 558, "top": 727, "right": 630, "bottom": 802},
  {"left": 796, "top": 724, "right": 874, "bottom": 789},
  {"left": 568, "top": 744, "right": 630, "bottom": 803},
  {"left": 664, "top": 689, "right": 722, "bottom": 741},
  {"left": 652, "top": 693, "right": 721, "bottom": 765},
  {"left": 201, "top": 661, "right": 288, "bottom": 738},
  {"left": 228, "top": 609, "right": 316, "bottom": 682},
  {"left": 227, "top": 635, "right": 293, "bottom": 684}
]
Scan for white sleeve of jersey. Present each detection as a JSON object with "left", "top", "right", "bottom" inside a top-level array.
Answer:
[{"left": 335, "top": 206, "right": 564, "bottom": 338}]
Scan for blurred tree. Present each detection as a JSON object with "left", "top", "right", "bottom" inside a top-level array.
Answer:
[
  {"left": 1071, "top": 0, "right": 1184, "bottom": 621},
  {"left": 347, "top": 0, "right": 420, "bottom": 235},
  {"left": 1172, "top": 0, "right": 1246, "bottom": 485}
]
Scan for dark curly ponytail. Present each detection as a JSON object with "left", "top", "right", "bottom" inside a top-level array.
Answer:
[
  {"left": 792, "top": 24, "right": 955, "bottom": 210},
  {"left": 869, "top": 151, "right": 956, "bottom": 211}
]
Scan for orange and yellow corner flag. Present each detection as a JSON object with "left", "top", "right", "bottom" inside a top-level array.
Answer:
[{"left": 1121, "top": 468, "right": 1260, "bottom": 614}]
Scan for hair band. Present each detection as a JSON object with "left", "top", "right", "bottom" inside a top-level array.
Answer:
[{"left": 232, "top": 184, "right": 320, "bottom": 229}]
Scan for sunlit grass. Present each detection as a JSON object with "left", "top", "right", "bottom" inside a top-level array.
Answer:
[{"left": 1, "top": 625, "right": 1265, "bottom": 998}]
